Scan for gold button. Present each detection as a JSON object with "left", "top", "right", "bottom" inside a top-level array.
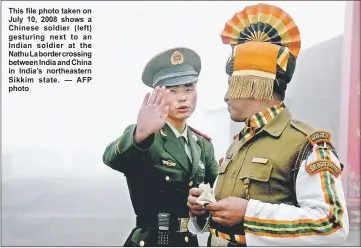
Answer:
[
  {"left": 165, "top": 176, "right": 170, "bottom": 181},
  {"left": 189, "top": 181, "right": 193, "bottom": 187},
  {"left": 140, "top": 240, "right": 145, "bottom": 247},
  {"left": 185, "top": 236, "right": 189, "bottom": 242}
]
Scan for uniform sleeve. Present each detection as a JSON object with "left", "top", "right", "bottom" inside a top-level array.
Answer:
[
  {"left": 204, "top": 140, "right": 220, "bottom": 187},
  {"left": 243, "top": 145, "right": 349, "bottom": 246},
  {"left": 102, "top": 124, "right": 154, "bottom": 174}
]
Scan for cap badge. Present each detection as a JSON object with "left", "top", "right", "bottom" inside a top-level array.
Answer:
[{"left": 170, "top": 51, "right": 184, "bottom": 65}]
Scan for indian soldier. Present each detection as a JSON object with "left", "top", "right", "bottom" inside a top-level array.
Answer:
[
  {"left": 103, "top": 47, "right": 219, "bottom": 247},
  {"left": 187, "top": 3, "right": 349, "bottom": 246}
]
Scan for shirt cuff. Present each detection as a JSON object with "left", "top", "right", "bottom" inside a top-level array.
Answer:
[{"left": 132, "top": 126, "right": 155, "bottom": 151}]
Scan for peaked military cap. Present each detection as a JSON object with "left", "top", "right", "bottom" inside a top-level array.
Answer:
[{"left": 141, "top": 47, "right": 201, "bottom": 88}]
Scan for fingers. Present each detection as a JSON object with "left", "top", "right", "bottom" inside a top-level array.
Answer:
[
  {"left": 209, "top": 210, "right": 225, "bottom": 218},
  {"left": 148, "top": 86, "right": 160, "bottom": 104},
  {"left": 154, "top": 86, "right": 166, "bottom": 105},
  {"left": 158, "top": 89, "right": 169, "bottom": 110},
  {"left": 191, "top": 209, "right": 207, "bottom": 216},
  {"left": 211, "top": 216, "right": 227, "bottom": 225},
  {"left": 142, "top": 92, "right": 151, "bottom": 106},
  {"left": 189, "top": 187, "right": 203, "bottom": 197},
  {"left": 188, "top": 194, "right": 198, "bottom": 205},
  {"left": 148, "top": 86, "right": 168, "bottom": 106},
  {"left": 189, "top": 202, "right": 204, "bottom": 211},
  {"left": 187, "top": 198, "right": 206, "bottom": 216},
  {"left": 204, "top": 202, "right": 223, "bottom": 211},
  {"left": 188, "top": 190, "right": 205, "bottom": 213}
]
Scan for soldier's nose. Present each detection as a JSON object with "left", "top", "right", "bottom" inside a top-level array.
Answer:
[{"left": 224, "top": 93, "right": 228, "bottom": 103}]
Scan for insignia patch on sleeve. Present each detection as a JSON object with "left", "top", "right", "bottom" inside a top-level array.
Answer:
[
  {"left": 305, "top": 159, "right": 341, "bottom": 177},
  {"left": 307, "top": 130, "right": 332, "bottom": 146}
]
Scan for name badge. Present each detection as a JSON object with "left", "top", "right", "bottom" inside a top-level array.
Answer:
[{"left": 252, "top": 157, "right": 268, "bottom": 164}]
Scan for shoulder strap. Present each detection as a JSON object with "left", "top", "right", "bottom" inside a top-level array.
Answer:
[
  {"left": 189, "top": 126, "right": 212, "bottom": 141},
  {"left": 290, "top": 119, "right": 315, "bottom": 136}
]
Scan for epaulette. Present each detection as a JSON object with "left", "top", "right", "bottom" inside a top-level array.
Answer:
[
  {"left": 189, "top": 127, "right": 212, "bottom": 141},
  {"left": 290, "top": 119, "right": 315, "bottom": 136}
]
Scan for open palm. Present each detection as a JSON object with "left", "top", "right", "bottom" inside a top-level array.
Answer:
[{"left": 135, "top": 86, "right": 169, "bottom": 142}]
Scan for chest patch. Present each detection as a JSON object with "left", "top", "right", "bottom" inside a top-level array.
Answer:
[{"left": 162, "top": 160, "right": 176, "bottom": 167}]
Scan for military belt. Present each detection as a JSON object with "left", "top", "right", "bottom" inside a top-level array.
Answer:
[
  {"left": 136, "top": 215, "right": 190, "bottom": 233},
  {"left": 209, "top": 228, "right": 246, "bottom": 246}
]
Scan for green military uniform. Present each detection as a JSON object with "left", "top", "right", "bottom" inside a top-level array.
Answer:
[{"left": 103, "top": 47, "right": 219, "bottom": 247}]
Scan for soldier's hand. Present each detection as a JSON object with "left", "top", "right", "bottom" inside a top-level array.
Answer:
[
  {"left": 188, "top": 188, "right": 207, "bottom": 216},
  {"left": 205, "top": 197, "right": 248, "bottom": 226},
  {"left": 135, "top": 86, "right": 169, "bottom": 143}
]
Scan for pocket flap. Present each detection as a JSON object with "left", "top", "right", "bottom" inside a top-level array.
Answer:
[
  {"left": 239, "top": 161, "right": 273, "bottom": 182},
  {"left": 130, "top": 228, "right": 155, "bottom": 246}
]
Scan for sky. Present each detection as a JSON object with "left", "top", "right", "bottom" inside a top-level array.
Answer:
[{"left": 1, "top": 1, "right": 347, "bottom": 173}]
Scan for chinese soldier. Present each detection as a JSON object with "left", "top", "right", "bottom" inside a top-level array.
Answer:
[
  {"left": 103, "top": 47, "right": 219, "bottom": 247},
  {"left": 187, "top": 3, "right": 349, "bottom": 246}
]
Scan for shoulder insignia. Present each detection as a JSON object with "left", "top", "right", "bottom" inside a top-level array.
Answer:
[
  {"left": 218, "top": 157, "right": 224, "bottom": 166},
  {"left": 189, "top": 127, "right": 212, "bottom": 141},
  {"left": 306, "top": 159, "right": 341, "bottom": 177},
  {"left": 191, "top": 132, "right": 199, "bottom": 142},
  {"left": 233, "top": 133, "right": 239, "bottom": 140},
  {"left": 307, "top": 130, "right": 332, "bottom": 146},
  {"left": 290, "top": 119, "right": 315, "bottom": 136}
]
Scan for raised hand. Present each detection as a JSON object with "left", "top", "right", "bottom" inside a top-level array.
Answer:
[{"left": 134, "top": 86, "right": 170, "bottom": 143}]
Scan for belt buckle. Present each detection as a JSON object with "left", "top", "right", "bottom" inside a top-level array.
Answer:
[
  {"left": 178, "top": 217, "right": 189, "bottom": 233},
  {"left": 211, "top": 235, "right": 229, "bottom": 247}
]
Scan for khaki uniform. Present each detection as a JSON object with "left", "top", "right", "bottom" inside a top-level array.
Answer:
[
  {"left": 215, "top": 109, "right": 310, "bottom": 204},
  {"left": 189, "top": 108, "right": 349, "bottom": 246}
]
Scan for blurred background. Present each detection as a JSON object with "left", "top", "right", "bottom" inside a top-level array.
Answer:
[{"left": 1, "top": 1, "right": 360, "bottom": 246}]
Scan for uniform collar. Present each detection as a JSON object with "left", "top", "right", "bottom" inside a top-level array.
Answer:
[
  {"left": 245, "top": 101, "right": 285, "bottom": 131},
  {"left": 239, "top": 101, "right": 288, "bottom": 140},
  {"left": 262, "top": 107, "right": 292, "bottom": 137},
  {"left": 166, "top": 121, "right": 189, "bottom": 143}
]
